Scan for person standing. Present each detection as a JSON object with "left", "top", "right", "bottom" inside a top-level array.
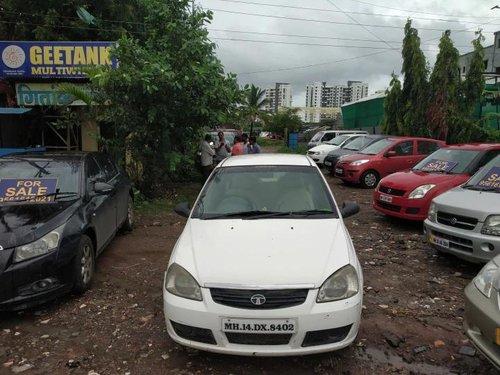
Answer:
[
  {"left": 247, "top": 136, "right": 261, "bottom": 154},
  {"left": 231, "top": 135, "right": 245, "bottom": 155},
  {"left": 200, "top": 134, "right": 215, "bottom": 181},
  {"left": 215, "top": 131, "right": 231, "bottom": 163},
  {"left": 241, "top": 133, "right": 249, "bottom": 154}
]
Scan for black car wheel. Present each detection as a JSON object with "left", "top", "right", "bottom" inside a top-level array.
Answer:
[
  {"left": 73, "top": 235, "right": 95, "bottom": 294},
  {"left": 121, "top": 196, "right": 134, "bottom": 232},
  {"left": 360, "top": 170, "right": 379, "bottom": 188}
]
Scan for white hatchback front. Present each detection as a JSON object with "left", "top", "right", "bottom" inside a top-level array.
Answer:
[{"left": 163, "top": 154, "right": 362, "bottom": 356}]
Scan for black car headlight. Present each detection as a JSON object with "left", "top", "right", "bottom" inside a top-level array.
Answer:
[{"left": 14, "top": 224, "right": 65, "bottom": 263}]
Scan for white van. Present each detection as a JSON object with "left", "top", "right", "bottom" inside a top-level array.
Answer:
[{"left": 307, "top": 130, "right": 368, "bottom": 149}]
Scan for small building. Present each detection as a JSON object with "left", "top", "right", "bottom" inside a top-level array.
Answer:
[{"left": 341, "top": 91, "right": 385, "bottom": 133}]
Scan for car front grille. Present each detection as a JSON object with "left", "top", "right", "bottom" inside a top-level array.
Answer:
[
  {"left": 225, "top": 333, "right": 292, "bottom": 345},
  {"left": 431, "top": 230, "right": 473, "bottom": 253},
  {"left": 210, "top": 288, "right": 309, "bottom": 309},
  {"left": 376, "top": 201, "right": 401, "bottom": 212},
  {"left": 437, "top": 211, "right": 478, "bottom": 231},
  {"left": 378, "top": 185, "right": 406, "bottom": 196}
]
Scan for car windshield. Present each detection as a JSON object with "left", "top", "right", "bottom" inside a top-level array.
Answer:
[
  {"left": 342, "top": 136, "right": 373, "bottom": 151},
  {"left": 326, "top": 134, "right": 350, "bottom": 146},
  {"left": 462, "top": 154, "right": 500, "bottom": 191},
  {"left": 0, "top": 159, "right": 81, "bottom": 202},
  {"left": 359, "top": 138, "right": 394, "bottom": 154},
  {"left": 310, "top": 132, "right": 324, "bottom": 142},
  {"left": 413, "top": 149, "right": 480, "bottom": 174},
  {"left": 191, "top": 165, "right": 338, "bottom": 219}
]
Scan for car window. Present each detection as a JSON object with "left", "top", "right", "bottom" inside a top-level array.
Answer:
[
  {"left": 465, "top": 154, "right": 500, "bottom": 189},
  {"left": 310, "top": 132, "right": 324, "bottom": 142},
  {"left": 360, "top": 138, "right": 393, "bottom": 154},
  {"left": 413, "top": 149, "right": 480, "bottom": 174},
  {"left": 477, "top": 150, "right": 500, "bottom": 169},
  {"left": 87, "top": 156, "right": 106, "bottom": 183},
  {"left": 326, "top": 134, "right": 350, "bottom": 146},
  {"left": 323, "top": 133, "right": 335, "bottom": 141},
  {"left": 94, "top": 154, "right": 118, "bottom": 182},
  {"left": 390, "top": 140, "right": 414, "bottom": 156},
  {"left": 417, "top": 141, "right": 441, "bottom": 155},
  {"left": 191, "top": 165, "right": 338, "bottom": 219}
]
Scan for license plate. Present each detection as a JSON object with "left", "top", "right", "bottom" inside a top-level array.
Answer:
[
  {"left": 324, "top": 161, "right": 332, "bottom": 166},
  {"left": 379, "top": 194, "right": 392, "bottom": 203},
  {"left": 222, "top": 318, "right": 296, "bottom": 334},
  {"left": 430, "top": 234, "right": 449, "bottom": 248},
  {"left": 335, "top": 168, "right": 344, "bottom": 175}
]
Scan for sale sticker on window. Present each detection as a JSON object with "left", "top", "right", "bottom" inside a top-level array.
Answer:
[
  {"left": 0, "top": 178, "right": 58, "bottom": 203},
  {"left": 475, "top": 167, "right": 500, "bottom": 189},
  {"left": 420, "top": 159, "right": 458, "bottom": 173}
]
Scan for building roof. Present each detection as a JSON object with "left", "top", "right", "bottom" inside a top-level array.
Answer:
[{"left": 341, "top": 91, "right": 386, "bottom": 107}]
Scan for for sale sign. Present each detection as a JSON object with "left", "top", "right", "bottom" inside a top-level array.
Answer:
[
  {"left": 475, "top": 167, "right": 500, "bottom": 189},
  {"left": 0, "top": 178, "right": 58, "bottom": 203},
  {"left": 420, "top": 159, "right": 458, "bottom": 173}
]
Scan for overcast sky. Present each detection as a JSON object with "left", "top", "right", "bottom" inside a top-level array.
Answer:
[{"left": 199, "top": 0, "right": 500, "bottom": 106}]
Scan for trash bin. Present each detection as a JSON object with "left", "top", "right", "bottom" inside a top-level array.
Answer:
[{"left": 288, "top": 132, "right": 298, "bottom": 150}]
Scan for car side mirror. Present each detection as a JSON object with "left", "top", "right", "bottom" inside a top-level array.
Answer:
[
  {"left": 174, "top": 202, "right": 191, "bottom": 218},
  {"left": 386, "top": 150, "right": 397, "bottom": 157},
  {"left": 94, "top": 181, "right": 113, "bottom": 194},
  {"left": 340, "top": 201, "right": 360, "bottom": 218}
]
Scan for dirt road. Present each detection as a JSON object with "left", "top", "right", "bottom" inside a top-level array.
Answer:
[{"left": 0, "top": 175, "right": 497, "bottom": 375}]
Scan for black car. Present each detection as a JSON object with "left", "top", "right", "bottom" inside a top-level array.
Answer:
[
  {"left": 324, "top": 134, "right": 389, "bottom": 175},
  {"left": 0, "top": 152, "right": 133, "bottom": 310}
]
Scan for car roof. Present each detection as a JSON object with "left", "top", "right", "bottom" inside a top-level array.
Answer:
[
  {"left": 0, "top": 151, "right": 90, "bottom": 162},
  {"left": 443, "top": 143, "right": 500, "bottom": 150},
  {"left": 219, "top": 154, "right": 315, "bottom": 167}
]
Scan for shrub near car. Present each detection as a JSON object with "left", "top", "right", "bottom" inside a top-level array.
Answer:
[
  {"left": 164, "top": 154, "right": 363, "bottom": 355},
  {"left": 424, "top": 154, "right": 500, "bottom": 263},
  {"left": 374, "top": 144, "right": 500, "bottom": 221},
  {"left": 0, "top": 152, "right": 133, "bottom": 311},
  {"left": 334, "top": 136, "right": 445, "bottom": 188}
]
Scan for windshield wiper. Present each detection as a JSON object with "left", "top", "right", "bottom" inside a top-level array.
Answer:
[
  {"left": 202, "top": 210, "right": 270, "bottom": 220},
  {"left": 462, "top": 184, "right": 500, "bottom": 192},
  {"left": 246, "top": 209, "right": 337, "bottom": 220},
  {"left": 4, "top": 191, "right": 79, "bottom": 203}
]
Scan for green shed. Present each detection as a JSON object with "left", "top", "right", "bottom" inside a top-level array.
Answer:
[{"left": 341, "top": 91, "right": 385, "bottom": 133}]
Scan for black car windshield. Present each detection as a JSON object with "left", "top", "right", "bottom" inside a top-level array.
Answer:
[
  {"left": 191, "top": 165, "right": 338, "bottom": 219},
  {"left": 359, "top": 138, "right": 394, "bottom": 155},
  {"left": 463, "top": 154, "right": 500, "bottom": 191},
  {"left": 413, "top": 149, "right": 480, "bottom": 174},
  {"left": 0, "top": 159, "right": 81, "bottom": 201},
  {"left": 326, "top": 134, "right": 350, "bottom": 146},
  {"left": 343, "top": 136, "right": 376, "bottom": 151}
]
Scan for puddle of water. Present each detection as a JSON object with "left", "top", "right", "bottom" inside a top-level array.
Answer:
[{"left": 356, "top": 346, "right": 456, "bottom": 375}]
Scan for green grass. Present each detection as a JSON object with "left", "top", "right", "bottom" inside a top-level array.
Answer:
[
  {"left": 277, "top": 144, "right": 308, "bottom": 154},
  {"left": 135, "top": 184, "right": 201, "bottom": 216}
]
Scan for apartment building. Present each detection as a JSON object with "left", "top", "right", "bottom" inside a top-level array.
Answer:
[
  {"left": 305, "top": 81, "right": 368, "bottom": 109},
  {"left": 264, "top": 82, "right": 292, "bottom": 111}
]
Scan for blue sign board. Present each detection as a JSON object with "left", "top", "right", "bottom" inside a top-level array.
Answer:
[
  {"left": 420, "top": 159, "right": 458, "bottom": 173},
  {"left": 475, "top": 166, "right": 500, "bottom": 189},
  {"left": 1, "top": 41, "right": 117, "bottom": 78},
  {"left": 0, "top": 178, "right": 58, "bottom": 203}
]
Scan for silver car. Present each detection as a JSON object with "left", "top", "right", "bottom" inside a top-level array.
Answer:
[
  {"left": 464, "top": 254, "right": 500, "bottom": 370},
  {"left": 424, "top": 154, "right": 500, "bottom": 263}
]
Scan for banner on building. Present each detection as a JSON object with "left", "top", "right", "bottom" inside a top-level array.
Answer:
[
  {"left": 1, "top": 41, "right": 116, "bottom": 78},
  {"left": 15, "top": 83, "right": 87, "bottom": 106}
]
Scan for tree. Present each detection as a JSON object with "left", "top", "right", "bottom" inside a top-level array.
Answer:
[
  {"left": 382, "top": 73, "right": 403, "bottom": 135},
  {"left": 427, "top": 30, "right": 461, "bottom": 141},
  {"left": 462, "top": 31, "right": 486, "bottom": 115},
  {"left": 265, "top": 108, "right": 302, "bottom": 136},
  {"left": 241, "top": 84, "right": 269, "bottom": 135},
  {"left": 400, "top": 19, "right": 429, "bottom": 137}
]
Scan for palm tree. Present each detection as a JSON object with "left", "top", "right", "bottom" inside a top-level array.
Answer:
[{"left": 243, "top": 84, "right": 269, "bottom": 135}]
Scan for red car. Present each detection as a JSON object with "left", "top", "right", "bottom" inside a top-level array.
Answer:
[
  {"left": 334, "top": 136, "right": 445, "bottom": 188},
  {"left": 373, "top": 143, "right": 500, "bottom": 221}
]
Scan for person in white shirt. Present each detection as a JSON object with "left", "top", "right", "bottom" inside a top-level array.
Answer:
[{"left": 201, "top": 134, "right": 215, "bottom": 181}]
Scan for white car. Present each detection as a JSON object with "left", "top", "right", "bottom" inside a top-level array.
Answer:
[
  {"left": 307, "top": 134, "right": 365, "bottom": 165},
  {"left": 163, "top": 154, "right": 363, "bottom": 356}
]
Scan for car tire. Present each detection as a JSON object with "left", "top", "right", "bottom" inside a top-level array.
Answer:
[
  {"left": 121, "top": 195, "right": 134, "bottom": 232},
  {"left": 360, "top": 170, "right": 379, "bottom": 188},
  {"left": 73, "top": 235, "right": 95, "bottom": 294}
]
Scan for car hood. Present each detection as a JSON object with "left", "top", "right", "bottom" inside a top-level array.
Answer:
[
  {"left": 432, "top": 187, "right": 500, "bottom": 221},
  {"left": 309, "top": 144, "right": 340, "bottom": 153},
  {"left": 379, "top": 170, "right": 469, "bottom": 190},
  {"left": 0, "top": 200, "right": 79, "bottom": 249},
  {"left": 172, "top": 219, "right": 352, "bottom": 288},
  {"left": 339, "top": 153, "right": 376, "bottom": 163}
]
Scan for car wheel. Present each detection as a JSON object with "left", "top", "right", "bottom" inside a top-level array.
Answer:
[
  {"left": 73, "top": 235, "right": 95, "bottom": 294},
  {"left": 360, "top": 170, "right": 379, "bottom": 188},
  {"left": 121, "top": 195, "right": 134, "bottom": 232}
]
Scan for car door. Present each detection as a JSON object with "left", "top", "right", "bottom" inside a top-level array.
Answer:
[
  {"left": 383, "top": 140, "right": 416, "bottom": 176},
  {"left": 86, "top": 155, "right": 117, "bottom": 253}
]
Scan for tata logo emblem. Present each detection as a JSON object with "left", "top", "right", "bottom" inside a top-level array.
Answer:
[
  {"left": 450, "top": 217, "right": 458, "bottom": 225},
  {"left": 250, "top": 294, "right": 266, "bottom": 306}
]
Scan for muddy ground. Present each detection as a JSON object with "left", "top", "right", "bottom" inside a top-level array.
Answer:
[{"left": 0, "top": 169, "right": 498, "bottom": 375}]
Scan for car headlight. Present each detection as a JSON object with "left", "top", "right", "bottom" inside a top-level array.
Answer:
[
  {"left": 317, "top": 265, "right": 359, "bottom": 303},
  {"left": 312, "top": 151, "right": 321, "bottom": 155},
  {"left": 349, "top": 159, "right": 369, "bottom": 166},
  {"left": 409, "top": 184, "right": 436, "bottom": 199},
  {"left": 473, "top": 261, "right": 499, "bottom": 298},
  {"left": 427, "top": 202, "right": 437, "bottom": 222},
  {"left": 482, "top": 215, "right": 500, "bottom": 236},
  {"left": 14, "top": 224, "right": 65, "bottom": 263},
  {"left": 165, "top": 263, "right": 202, "bottom": 301}
]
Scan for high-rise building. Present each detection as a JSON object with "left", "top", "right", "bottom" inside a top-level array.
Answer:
[
  {"left": 264, "top": 83, "right": 292, "bottom": 112},
  {"left": 305, "top": 80, "right": 368, "bottom": 109}
]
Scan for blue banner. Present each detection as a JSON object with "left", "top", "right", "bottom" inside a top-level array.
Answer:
[
  {"left": 420, "top": 159, "right": 458, "bottom": 173},
  {"left": 475, "top": 167, "right": 500, "bottom": 189},
  {"left": 0, "top": 178, "right": 58, "bottom": 203},
  {"left": 1, "top": 41, "right": 116, "bottom": 78}
]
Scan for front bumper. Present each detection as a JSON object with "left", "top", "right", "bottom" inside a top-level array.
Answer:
[
  {"left": 333, "top": 164, "right": 362, "bottom": 183},
  {"left": 423, "top": 219, "right": 500, "bottom": 263},
  {"left": 464, "top": 282, "right": 500, "bottom": 371},
  {"left": 163, "top": 286, "right": 362, "bottom": 356},
  {"left": 373, "top": 191, "right": 427, "bottom": 221},
  {"left": 306, "top": 154, "right": 327, "bottom": 165}
]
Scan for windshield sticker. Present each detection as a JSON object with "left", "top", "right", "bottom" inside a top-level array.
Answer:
[
  {"left": 475, "top": 167, "right": 500, "bottom": 189},
  {"left": 420, "top": 159, "right": 458, "bottom": 172},
  {"left": 0, "top": 178, "right": 58, "bottom": 203}
]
